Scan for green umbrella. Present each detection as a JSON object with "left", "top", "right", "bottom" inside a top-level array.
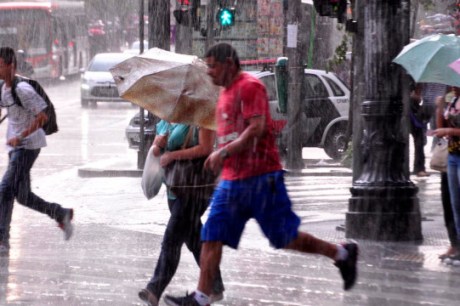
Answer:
[{"left": 393, "top": 34, "right": 460, "bottom": 86}]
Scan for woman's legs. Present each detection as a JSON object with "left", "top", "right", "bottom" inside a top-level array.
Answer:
[
  {"left": 447, "top": 154, "right": 460, "bottom": 247},
  {"left": 441, "top": 172, "right": 458, "bottom": 253},
  {"left": 147, "top": 197, "right": 190, "bottom": 298}
]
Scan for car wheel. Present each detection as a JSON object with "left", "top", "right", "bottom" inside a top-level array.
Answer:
[
  {"left": 324, "top": 127, "right": 348, "bottom": 161},
  {"left": 81, "top": 99, "right": 89, "bottom": 107}
]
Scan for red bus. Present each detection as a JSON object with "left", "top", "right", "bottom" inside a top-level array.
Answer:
[{"left": 0, "top": 1, "right": 89, "bottom": 79}]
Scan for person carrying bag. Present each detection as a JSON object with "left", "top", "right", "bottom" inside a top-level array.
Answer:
[
  {"left": 138, "top": 120, "right": 224, "bottom": 306},
  {"left": 164, "top": 126, "right": 218, "bottom": 199}
]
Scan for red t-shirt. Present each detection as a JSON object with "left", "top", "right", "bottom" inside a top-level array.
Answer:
[{"left": 217, "top": 72, "right": 282, "bottom": 180}]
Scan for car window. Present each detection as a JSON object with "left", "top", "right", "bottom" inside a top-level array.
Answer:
[
  {"left": 304, "top": 74, "right": 328, "bottom": 98},
  {"left": 258, "top": 75, "right": 277, "bottom": 101},
  {"left": 323, "top": 76, "right": 345, "bottom": 97},
  {"left": 88, "top": 57, "right": 126, "bottom": 72}
]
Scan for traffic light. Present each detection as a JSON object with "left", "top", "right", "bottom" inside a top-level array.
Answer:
[
  {"left": 173, "top": 0, "right": 199, "bottom": 27},
  {"left": 312, "top": 0, "right": 347, "bottom": 24},
  {"left": 216, "top": 7, "right": 235, "bottom": 27},
  {"left": 174, "top": 8, "right": 191, "bottom": 26}
]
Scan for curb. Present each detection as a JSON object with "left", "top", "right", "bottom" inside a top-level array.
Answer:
[{"left": 78, "top": 167, "right": 142, "bottom": 178}]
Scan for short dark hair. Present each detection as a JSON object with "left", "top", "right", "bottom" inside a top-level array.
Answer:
[
  {"left": 0, "top": 47, "right": 16, "bottom": 66},
  {"left": 204, "top": 43, "right": 240, "bottom": 70}
]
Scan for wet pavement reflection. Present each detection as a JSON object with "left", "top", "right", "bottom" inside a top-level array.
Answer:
[{"left": 0, "top": 168, "right": 459, "bottom": 305}]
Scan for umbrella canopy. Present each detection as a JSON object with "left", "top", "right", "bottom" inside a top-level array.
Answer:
[
  {"left": 110, "top": 48, "right": 220, "bottom": 130},
  {"left": 392, "top": 34, "right": 460, "bottom": 87},
  {"left": 449, "top": 58, "right": 460, "bottom": 76}
]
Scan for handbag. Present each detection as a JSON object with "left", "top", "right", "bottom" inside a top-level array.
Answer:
[
  {"left": 430, "top": 138, "right": 448, "bottom": 172},
  {"left": 141, "top": 146, "right": 164, "bottom": 199},
  {"left": 164, "top": 157, "right": 218, "bottom": 199}
]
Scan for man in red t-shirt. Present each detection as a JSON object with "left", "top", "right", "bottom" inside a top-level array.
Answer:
[{"left": 164, "top": 43, "right": 358, "bottom": 306}]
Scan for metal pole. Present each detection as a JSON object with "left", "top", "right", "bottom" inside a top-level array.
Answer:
[
  {"left": 284, "top": 0, "right": 304, "bottom": 170},
  {"left": 138, "top": 0, "right": 146, "bottom": 169}
]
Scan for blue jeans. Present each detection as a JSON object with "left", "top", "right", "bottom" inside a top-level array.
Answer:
[
  {"left": 146, "top": 195, "right": 224, "bottom": 298},
  {"left": 447, "top": 153, "right": 460, "bottom": 245},
  {"left": 0, "top": 149, "right": 66, "bottom": 243}
]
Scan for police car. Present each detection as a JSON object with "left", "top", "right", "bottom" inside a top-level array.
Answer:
[
  {"left": 249, "top": 68, "right": 350, "bottom": 160},
  {"left": 126, "top": 66, "right": 350, "bottom": 162}
]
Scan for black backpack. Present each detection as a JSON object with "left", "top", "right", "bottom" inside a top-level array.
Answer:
[{"left": 0, "top": 76, "right": 58, "bottom": 135}]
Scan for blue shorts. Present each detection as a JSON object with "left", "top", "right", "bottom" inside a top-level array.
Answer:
[{"left": 201, "top": 170, "right": 300, "bottom": 249}]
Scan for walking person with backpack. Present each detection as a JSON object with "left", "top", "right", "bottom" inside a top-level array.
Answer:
[
  {"left": 164, "top": 43, "right": 358, "bottom": 306},
  {"left": 0, "top": 47, "right": 73, "bottom": 255}
]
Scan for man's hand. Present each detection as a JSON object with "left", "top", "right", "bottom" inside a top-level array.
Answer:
[
  {"left": 204, "top": 149, "right": 226, "bottom": 174},
  {"left": 7, "top": 136, "right": 22, "bottom": 147}
]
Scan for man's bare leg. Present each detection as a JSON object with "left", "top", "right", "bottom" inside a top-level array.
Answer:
[
  {"left": 284, "top": 231, "right": 338, "bottom": 259},
  {"left": 197, "top": 241, "right": 223, "bottom": 295}
]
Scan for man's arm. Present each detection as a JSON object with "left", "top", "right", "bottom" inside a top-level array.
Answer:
[
  {"left": 205, "top": 116, "right": 265, "bottom": 173},
  {"left": 220, "top": 115, "right": 265, "bottom": 157},
  {"left": 7, "top": 111, "right": 48, "bottom": 147}
]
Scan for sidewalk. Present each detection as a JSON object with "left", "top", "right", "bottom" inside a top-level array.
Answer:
[{"left": 1, "top": 151, "right": 458, "bottom": 305}]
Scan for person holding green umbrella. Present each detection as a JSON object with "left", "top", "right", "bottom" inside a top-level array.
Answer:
[{"left": 432, "top": 86, "right": 460, "bottom": 263}]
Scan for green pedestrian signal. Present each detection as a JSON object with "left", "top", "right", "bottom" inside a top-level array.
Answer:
[{"left": 217, "top": 7, "right": 235, "bottom": 27}]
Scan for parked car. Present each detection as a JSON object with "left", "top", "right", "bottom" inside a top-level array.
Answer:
[
  {"left": 251, "top": 68, "right": 350, "bottom": 160},
  {"left": 125, "top": 67, "right": 350, "bottom": 161},
  {"left": 80, "top": 52, "right": 133, "bottom": 107},
  {"left": 125, "top": 111, "right": 159, "bottom": 152}
]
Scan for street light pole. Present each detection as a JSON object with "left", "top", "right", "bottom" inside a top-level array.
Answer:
[
  {"left": 138, "top": 0, "right": 146, "bottom": 170},
  {"left": 346, "top": 0, "right": 422, "bottom": 241},
  {"left": 284, "top": 0, "right": 304, "bottom": 170}
]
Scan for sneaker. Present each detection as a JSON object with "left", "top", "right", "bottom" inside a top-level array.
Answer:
[
  {"left": 58, "top": 208, "right": 74, "bottom": 241},
  {"left": 334, "top": 242, "right": 359, "bottom": 290},
  {"left": 164, "top": 292, "right": 204, "bottom": 306},
  {"left": 439, "top": 247, "right": 457, "bottom": 260},
  {"left": 209, "top": 292, "right": 224, "bottom": 303},
  {"left": 138, "top": 288, "right": 159, "bottom": 306}
]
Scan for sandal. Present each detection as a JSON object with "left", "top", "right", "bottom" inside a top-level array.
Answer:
[{"left": 439, "top": 247, "right": 457, "bottom": 260}]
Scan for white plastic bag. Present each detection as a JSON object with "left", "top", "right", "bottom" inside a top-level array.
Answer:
[
  {"left": 141, "top": 146, "right": 164, "bottom": 199},
  {"left": 430, "top": 138, "right": 448, "bottom": 172}
]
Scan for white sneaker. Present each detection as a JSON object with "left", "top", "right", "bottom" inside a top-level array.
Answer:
[{"left": 58, "top": 209, "right": 74, "bottom": 240}]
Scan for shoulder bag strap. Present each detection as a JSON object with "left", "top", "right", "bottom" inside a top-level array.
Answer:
[{"left": 181, "top": 126, "right": 195, "bottom": 149}]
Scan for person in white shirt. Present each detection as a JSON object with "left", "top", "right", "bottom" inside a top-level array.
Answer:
[{"left": 0, "top": 47, "right": 73, "bottom": 255}]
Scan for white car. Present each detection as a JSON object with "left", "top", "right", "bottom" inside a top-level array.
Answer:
[
  {"left": 251, "top": 68, "right": 350, "bottom": 160},
  {"left": 80, "top": 52, "right": 133, "bottom": 107}
]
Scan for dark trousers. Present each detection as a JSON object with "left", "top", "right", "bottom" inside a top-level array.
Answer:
[
  {"left": 147, "top": 194, "right": 224, "bottom": 298},
  {"left": 441, "top": 172, "right": 458, "bottom": 248},
  {"left": 0, "top": 149, "right": 66, "bottom": 243},
  {"left": 410, "top": 125, "right": 426, "bottom": 173}
]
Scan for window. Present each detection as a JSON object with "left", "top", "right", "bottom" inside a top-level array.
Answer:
[
  {"left": 323, "top": 76, "right": 345, "bottom": 97},
  {"left": 305, "top": 74, "right": 328, "bottom": 98}
]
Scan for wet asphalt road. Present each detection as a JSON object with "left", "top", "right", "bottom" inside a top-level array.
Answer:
[{"left": 0, "top": 77, "right": 459, "bottom": 305}]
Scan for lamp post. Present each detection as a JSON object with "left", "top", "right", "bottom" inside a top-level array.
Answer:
[
  {"left": 345, "top": 0, "right": 422, "bottom": 241},
  {"left": 138, "top": 0, "right": 146, "bottom": 169}
]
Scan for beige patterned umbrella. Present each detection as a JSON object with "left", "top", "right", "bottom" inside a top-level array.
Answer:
[{"left": 110, "top": 48, "right": 220, "bottom": 130}]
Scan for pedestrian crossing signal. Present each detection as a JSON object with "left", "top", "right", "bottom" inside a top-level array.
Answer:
[{"left": 217, "top": 7, "right": 235, "bottom": 27}]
